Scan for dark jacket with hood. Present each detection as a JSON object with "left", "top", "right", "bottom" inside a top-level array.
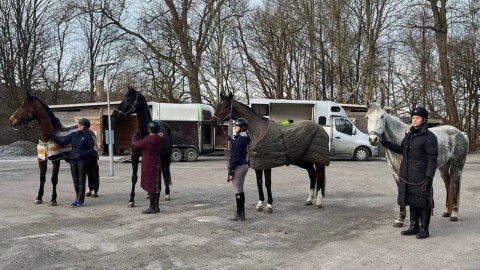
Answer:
[{"left": 383, "top": 124, "right": 438, "bottom": 209}]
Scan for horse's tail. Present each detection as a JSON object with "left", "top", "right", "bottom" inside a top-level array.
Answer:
[{"left": 160, "top": 121, "right": 173, "bottom": 186}]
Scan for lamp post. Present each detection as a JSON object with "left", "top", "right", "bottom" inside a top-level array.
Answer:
[{"left": 96, "top": 60, "right": 117, "bottom": 176}]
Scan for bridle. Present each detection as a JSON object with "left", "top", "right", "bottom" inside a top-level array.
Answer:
[
  {"left": 13, "top": 97, "right": 37, "bottom": 124},
  {"left": 211, "top": 99, "right": 233, "bottom": 125},
  {"left": 115, "top": 91, "right": 139, "bottom": 117}
]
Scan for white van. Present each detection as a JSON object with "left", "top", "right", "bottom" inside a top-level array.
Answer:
[{"left": 249, "top": 99, "right": 379, "bottom": 161}]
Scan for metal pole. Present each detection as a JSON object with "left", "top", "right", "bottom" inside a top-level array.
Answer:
[
  {"left": 96, "top": 61, "right": 117, "bottom": 176},
  {"left": 105, "top": 67, "right": 114, "bottom": 176}
]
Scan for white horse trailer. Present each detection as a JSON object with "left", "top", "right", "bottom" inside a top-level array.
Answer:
[
  {"left": 249, "top": 99, "right": 379, "bottom": 161},
  {"left": 151, "top": 103, "right": 220, "bottom": 162}
]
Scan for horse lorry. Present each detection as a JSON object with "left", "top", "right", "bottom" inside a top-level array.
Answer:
[
  {"left": 249, "top": 99, "right": 379, "bottom": 161},
  {"left": 150, "top": 103, "right": 226, "bottom": 162}
]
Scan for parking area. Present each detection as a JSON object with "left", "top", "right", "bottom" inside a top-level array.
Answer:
[{"left": 0, "top": 154, "right": 479, "bottom": 269}]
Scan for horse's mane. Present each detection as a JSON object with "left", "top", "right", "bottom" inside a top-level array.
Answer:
[
  {"left": 233, "top": 99, "right": 267, "bottom": 120},
  {"left": 35, "top": 97, "right": 63, "bottom": 130}
]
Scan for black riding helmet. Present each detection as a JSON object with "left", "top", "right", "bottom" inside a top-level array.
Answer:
[
  {"left": 78, "top": 118, "right": 91, "bottom": 129},
  {"left": 234, "top": 118, "right": 248, "bottom": 131},
  {"left": 148, "top": 121, "right": 161, "bottom": 133},
  {"left": 411, "top": 107, "right": 429, "bottom": 119}
]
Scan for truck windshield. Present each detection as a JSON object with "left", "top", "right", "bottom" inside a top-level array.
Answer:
[{"left": 335, "top": 118, "right": 353, "bottom": 135}]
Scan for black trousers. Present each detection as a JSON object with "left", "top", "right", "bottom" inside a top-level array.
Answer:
[
  {"left": 70, "top": 159, "right": 88, "bottom": 203},
  {"left": 87, "top": 156, "right": 99, "bottom": 193}
]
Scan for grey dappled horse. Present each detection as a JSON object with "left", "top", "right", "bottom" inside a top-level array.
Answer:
[{"left": 366, "top": 102, "right": 468, "bottom": 226}]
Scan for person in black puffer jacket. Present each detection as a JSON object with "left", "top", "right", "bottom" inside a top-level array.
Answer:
[
  {"left": 382, "top": 107, "right": 438, "bottom": 239},
  {"left": 227, "top": 117, "right": 251, "bottom": 221},
  {"left": 51, "top": 118, "right": 96, "bottom": 207}
]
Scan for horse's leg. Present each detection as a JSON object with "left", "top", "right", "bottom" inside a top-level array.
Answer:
[
  {"left": 129, "top": 151, "right": 140, "bottom": 207},
  {"left": 163, "top": 163, "right": 171, "bottom": 201},
  {"left": 393, "top": 174, "right": 405, "bottom": 227},
  {"left": 449, "top": 165, "right": 464, "bottom": 222},
  {"left": 35, "top": 159, "right": 48, "bottom": 204},
  {"left": 314, "top": 164, "right": 326, "bottom": 209},
  {"left": 264, "top": 169, "right": 273, "bottom": 213},
  {"left": 90, "top": 157, "right": 100, "bottom": 197},
  {"left": 394, "top": 206, "right": 407, "bottom": 228},
  {"left": 49, "top": 160, "right": 60, "bottom": 206},
  {"left": 255, "top": 169, "right": 265, "bottom": 211},
  {"left": 438, "top": 164, "right": 451, "bottom": 218},
  {"left": 305, "top": 164, "right": 316, "bottom": 206}
]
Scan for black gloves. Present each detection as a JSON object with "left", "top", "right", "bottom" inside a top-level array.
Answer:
[
  {"left": 426, "top": 177, "right": 433, "bottom": 185},
  {"left": 380, "top": 140, "right": 389, "bottom": 148},
  {"left": 228, "top": 168, "right": 234, "bottom": 176}
]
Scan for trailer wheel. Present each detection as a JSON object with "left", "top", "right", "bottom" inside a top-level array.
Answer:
[
  {"left": 171, "top": 148, "right": 183, "bottom": 162},
  {"left": 184, "top": 148, "right": 199, "bottom": 162},
  {"left": 353, "top": 146, "right": 370, "bottom": 161}
]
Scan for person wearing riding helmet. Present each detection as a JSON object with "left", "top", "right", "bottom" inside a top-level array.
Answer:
[
  {"left": 227, "top": 117, "right": 251, "bottom": 221},
  {"left": 381, "top": 107, "right": 438, "bottom": 239},
  {"left": 132, "top": 120, "right": 163, "bottom": 214},
  {"left": 50, "top": 118, "right": 96, "bottom": 207}
]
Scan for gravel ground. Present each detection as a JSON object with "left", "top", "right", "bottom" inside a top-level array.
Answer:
[{"left": 0, "top": 144, "right": 480, "bottom": 270}]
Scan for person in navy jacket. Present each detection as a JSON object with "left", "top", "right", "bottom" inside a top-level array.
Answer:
[
  {"left": 228, "top": 118, "right": 251, "bottom": 221},
  {"left": 51, "top": 118, "right": 95, "bottom": 207}
]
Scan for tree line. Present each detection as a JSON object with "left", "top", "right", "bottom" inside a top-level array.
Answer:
[{"left": 1, "top": 0, "right": 479, "bottom": 148}]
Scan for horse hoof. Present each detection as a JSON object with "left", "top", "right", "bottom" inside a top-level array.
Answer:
[
  {"left": 442, "top": 212, "right": 451, "bottom": 217},
  {"left": 305, "top": 201, "right": 313, "bottom": 206},
  {"left": 315, "top": 204, "right": 323, "bottom": 209},
  {"left": 255, "top": 206, "right": 263, "bottom": 212},
  {"left": 393, "top": 222, "right": 404, "bottom": 228},
  {"left": 450, "top": 216, "right": 459, "bottom": 222},
  {"left": 49, "top": 201, "right": 57, "bottom": 206},
  {"left": 34, "top": 200, "right": 43, "bottom": 204},
  {"left": 165, "top": 195, "right": 171, "bottom": 201},
  {"left": 265, "top": 207, "right": 273, "bottom": 213},
  {"left": 128, "top": 202, "right": 135, "bottom": 208}
]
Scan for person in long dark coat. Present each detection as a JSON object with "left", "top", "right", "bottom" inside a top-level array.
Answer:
[
  {"left": 382, "top": 107, "right": 438, "bottom": 239},
  {"left": 131, "top": 121, "right": 163, "bottom": 214}
]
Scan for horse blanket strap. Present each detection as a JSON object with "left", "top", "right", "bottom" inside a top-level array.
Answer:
[{"left": 249, "top": 120, "right": 330, "bottom": 170}]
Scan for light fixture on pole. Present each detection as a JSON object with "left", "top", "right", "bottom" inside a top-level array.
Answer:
[{"left": 96, "top": 60, "right": 117, "bottom": 176}]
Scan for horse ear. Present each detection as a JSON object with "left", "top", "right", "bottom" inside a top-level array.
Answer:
[
  {"left": 220, "top": 91, "right": 225, "bottom": 99},
  {"left": 128, "top": 86, "right": 135, "bottom": 93},
  {"left": 228, "top": 92, "right": 233, "bottom": 99}
]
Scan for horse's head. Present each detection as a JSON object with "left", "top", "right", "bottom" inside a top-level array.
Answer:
[
  {"left": 112, "top": 86, "right": 140, "bottom": 122},
  {"left": 9, "top": 93, "right": 38, "bottom": 128},
  {"left": 366, "top": 101, "right": 386, "bottom": 146},
  {"left": 211, "top": 91, "right": 234, "bottom": 127}
]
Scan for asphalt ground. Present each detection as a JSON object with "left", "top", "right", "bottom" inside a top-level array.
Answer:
[{"left": 0, "top": 154, "right": 479, "bottom": 270}]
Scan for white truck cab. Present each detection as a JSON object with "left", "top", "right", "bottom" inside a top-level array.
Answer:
[{"left": 249, "top": 99, "right": 379, "bottom": 161}]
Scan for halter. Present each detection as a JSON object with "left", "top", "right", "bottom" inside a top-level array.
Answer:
[
  {"left": 14, "top": 97, "right": 37, "bottom": 124},
  {"left": 212, "top": 99, "right": 233, "bottom": 125},
  {"left": 368, "top": 130, "right": 382, "bottom": 137},
  {"left": 116, "top": 91, "right": 139, "bottom": 117}
]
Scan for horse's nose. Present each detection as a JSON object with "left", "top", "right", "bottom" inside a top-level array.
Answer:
[{"left": 368, "top": 135, "right": 378, "bottom": 146}]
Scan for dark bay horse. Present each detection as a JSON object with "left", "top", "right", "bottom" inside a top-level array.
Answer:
[
  {"left": 112, "top": 86, "right": 173, "bottom": 207},
  {"left": 9, "top": 93, "right": 100, "bottom": 206},
  {"left": 211, "top": 92, "right": 328, "bottom": 209},
  {"left": 366, "top": 102, "right": 468, "bottom": 225}
]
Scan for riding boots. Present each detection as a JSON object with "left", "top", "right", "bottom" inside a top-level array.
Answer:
[
  {"left": 142, "top": 193, "right": 159, "bottom": 214},
  {"left": 401, "top": 206, "right": 420, "bottom": 235},
  {"left": 233, "top": 192, "right": 245, "bottom": 221},
  {"left": 416, "top": 208, "right": 431, "bottom": 239}
]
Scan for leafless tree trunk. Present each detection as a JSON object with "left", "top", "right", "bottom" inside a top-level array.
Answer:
[{"left": 429, "top": 0, "right": 460, "bottom": 127}]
